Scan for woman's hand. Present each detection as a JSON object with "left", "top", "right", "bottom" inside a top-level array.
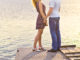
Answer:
[
  {"left": 43, "top": 20, "right": 47, "bottom": 24},
  {"left": 43, "top": 20, "right": 48, "bottom": 26}
]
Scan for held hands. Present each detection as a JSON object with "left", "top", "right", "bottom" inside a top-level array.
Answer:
[
  {"left": 43, "top": 16, "right": 48, "bottom": 26},
  {"left": 43, "top": 20, "right": 48, "bottom": 26}
]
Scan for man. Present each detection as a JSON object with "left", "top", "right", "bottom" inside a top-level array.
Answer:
[{"left": 46, "top": 0, "right": 61, "bottom": 52}]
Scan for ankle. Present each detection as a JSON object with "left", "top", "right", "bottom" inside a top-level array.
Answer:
[
  {"left": 33, "top": 47, "right": 37, "bottom": 49},
  {"left": 39, "top": 46, "right": 43, "bottom": 48},
  {"left": 32, "top": 48, "right": 37, "bottom": 51},
  {"left": 33, "top": 46, "right": 36, "bottom": 49}
]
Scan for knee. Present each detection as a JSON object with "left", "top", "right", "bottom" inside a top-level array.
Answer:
[{"left": 38, "top": 30, "right": 43, "bottom": 35}]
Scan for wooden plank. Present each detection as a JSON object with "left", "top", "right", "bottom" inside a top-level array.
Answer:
[
  {"left": 66, "top": 55, "right": 80, "bottom": 58},
  {"left": 70, "top": 58, "right": 80, "bottom": 60},
  {"left": 61, "top": 48, "right": 70, "bottom": 54},
  {"left": 15, "top": 48, "right": 68, "bottom": 60},
  {"left": 62, "top": 48, "right": 80, "bottom": 60},
  {"left": 66, "top": 54, "right": 80, "bottom": 57},
  {"left": 60, "top": 47, "right": 80, "bottom": 60},
  {"left": 74, "top": 59, "right": 80, "bottom": 60},
  {"left": 74, "top": 48, "right": 80, "bottom": 52},
  {"left": 59, "top": 50, "right": 71, "bottom": 60},
  {"left": 61, "top": 45, "right": 76, "bottom": 48},
  {"left": 15, "top": 46, "right": 80, "bottom": 60},
  {"left": 65, "top": 52, "right": 80, "bottom": 54},
  {"left": 65, "top": 48, "right": 80, "bottom": 54}
]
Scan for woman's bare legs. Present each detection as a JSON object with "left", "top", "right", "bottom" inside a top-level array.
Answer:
[
  {"left": 33, "top": 29, "right": 43, "bottom": 49},
  {"left": 38, "top": 29, "right": 46, "bottom": 51},
  {"left": 38, "top": 29, "right": 43, "bottom": 48}
]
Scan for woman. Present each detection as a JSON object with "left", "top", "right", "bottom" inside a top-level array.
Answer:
[{"left": 32, "top": 0, "right": 47, "bottom": 51}]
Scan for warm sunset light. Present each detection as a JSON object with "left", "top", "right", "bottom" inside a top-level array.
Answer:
[{"left": 0, "top": 0, "right": 80, "bottom": 60}]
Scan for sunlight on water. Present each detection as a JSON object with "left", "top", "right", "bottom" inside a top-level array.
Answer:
[{"left": 0, "top": 0, "right": 80, "bottom": 60}]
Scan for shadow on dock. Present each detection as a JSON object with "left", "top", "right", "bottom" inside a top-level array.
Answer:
[{"left": 15, "top": 45, "right": 80, "bottom": 60}]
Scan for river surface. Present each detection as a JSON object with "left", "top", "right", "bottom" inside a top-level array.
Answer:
[{"left": 0, "top": 0, "right": 80, "bottom": 60}]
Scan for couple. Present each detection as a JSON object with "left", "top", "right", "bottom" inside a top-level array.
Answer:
[{"left": 32, "top": 0, "right": 61, "bottom": 52}]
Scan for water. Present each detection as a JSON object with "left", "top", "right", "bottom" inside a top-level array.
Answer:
[{"left": 0, "top": 0, "right": 80, "bottom": 60}]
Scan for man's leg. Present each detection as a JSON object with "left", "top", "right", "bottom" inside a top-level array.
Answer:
[
  {"left": 56, "top": 19, "right": 61, "bottom": 49},
  {"left": 49, "top": 18, "right": 58, "bottom": 50}
]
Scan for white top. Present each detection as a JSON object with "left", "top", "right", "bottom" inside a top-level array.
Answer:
[{"left": 49, "top": 0, "right": 61, "bottom": 17}]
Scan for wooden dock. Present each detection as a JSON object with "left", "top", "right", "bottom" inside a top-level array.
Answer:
[{"left": 15, "top": 45, "right": 80, "bottom": 60}]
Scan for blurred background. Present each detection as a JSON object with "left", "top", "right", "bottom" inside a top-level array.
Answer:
[{"left": 0, "top": 0, "right": 80, "bottom": 60}]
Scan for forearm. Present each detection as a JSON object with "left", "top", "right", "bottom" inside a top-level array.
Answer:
[
  {"left": 40, "top": 11, "right": 46, "bottom": 19},
  {"left": 59, "top": 8, "right": 60, "bottom": 12},
  {"left": 46, "top": 8, "right": 53, "bottom": 18},
  {"left": 39, "top": 8, "right": 46, "bottom": 19}
]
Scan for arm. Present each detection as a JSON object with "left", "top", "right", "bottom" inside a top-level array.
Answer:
[
  {"left": 39, "top": 1, "right": 46, "bottom": 19},
  {"left": 59, "top": 8, "right": 60, "bottom": 12},
  {"left": 46, "top": 7, "right": 53, "bottom": 18},
  {"left": 47, "top": 7, "right": 60, "bottom": 17},
  {"left": 46, "top": 0, "right": 54, "bottom": 18}
]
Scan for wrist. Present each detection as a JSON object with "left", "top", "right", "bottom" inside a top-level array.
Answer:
[
  {"left": 43, "top": 17, "right": 46, "bottom": 20},
  {"left": 46, "top": 15, "right": 48, "bottom": 18}
]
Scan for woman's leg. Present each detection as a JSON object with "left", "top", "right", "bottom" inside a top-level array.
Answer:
[
  {"left": 33, "top": 29, "right": 43, "bottom": 49},
  {"left": 38, "top": 29, "right": 43, "bottom": 48}
]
